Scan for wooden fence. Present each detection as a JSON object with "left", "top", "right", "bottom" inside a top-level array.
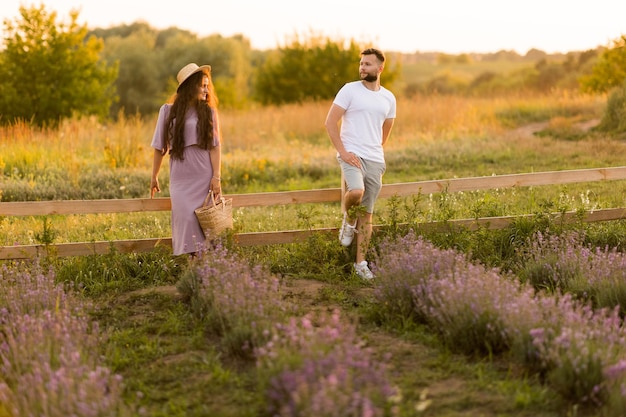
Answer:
[{"left": 2, "top": 166, "right": 626, "bottom": 260}]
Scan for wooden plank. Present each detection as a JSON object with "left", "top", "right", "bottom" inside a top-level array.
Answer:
[
  {"left": 582, "top": 207, "right": 626, "bottom": 221},
  {"left": 3, "top": 208, "right": 626, "bottom": 260},
  {"left": 54, "top": 238, "right": 173, "bottom": 256},
  {"left": 0, "top": 198, "right": 172, "bottom": 216},
  {"left": 0, "top": 238, "right": 173, "bottom": 260},
  {"left": 0, "top": 245, "right": 40, "bottom": 259},
  {"left": 380, "top": 166, "right": 626, "bottom": 198},
  {"left": 404, "top": 208, "right": 626, "bottom": 232},
  {"left": 229, "top": 188, "right": 342, "bottom": 207},
  {"left": 0, "top": 190, "right": 342, "bottom": 216},
  {"left": 0, "top": 231, "right": 336, "bottom": 258},
  {"left": 234, "top": 228, "right": 336, "bottom": 246},
  {"left": 3, "top": 167, "right": 626, "bottom": 216}
]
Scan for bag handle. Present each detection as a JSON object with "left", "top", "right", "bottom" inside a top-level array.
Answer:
[
  {"left": 203, "top": 190, "right": 225, "bottom": 208},
  {"left": 203, "top": 190, "right": 216, "bottom": 207}
]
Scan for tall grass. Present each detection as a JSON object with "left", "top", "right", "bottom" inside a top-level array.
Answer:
[
  {"left": 0, "top": 92, "right": 606, "bottom": 193},
  {"left": 0, "top": 92, "right": 617, "bottom": 249}
]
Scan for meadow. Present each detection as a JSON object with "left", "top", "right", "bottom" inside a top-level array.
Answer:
[
  {"left": 4, "top": 91, "right": 626, "bottom": 416},
  {"left": 0, "top": 92, "right": 617, "bottom": 243}
]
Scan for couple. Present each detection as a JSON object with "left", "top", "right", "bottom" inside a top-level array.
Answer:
[{"left": 150, "top": 48, "right": 396, "bottom": 280}]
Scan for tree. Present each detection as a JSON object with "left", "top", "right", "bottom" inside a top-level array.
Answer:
[
  {"left": 531, "top": 59, "right": 566, "bottom": 91},
  {"left": 99, "top": 27, "right": 162, "bottom": 116},
  {"left": 159, "top": 33, "right": 253, "bottom": 109},
  {"left": 524, "top": 48, "right": 548, "bottom": 61},
  {"left": 96, "top": 25, "right": 253, "bottom": 114},
  {"left": 0, "top": 5, "right": 117, "bottom": 126},
  {"left": 255, "top": 35, "right": 401, "bottom": 105},
  {"left": 579, "top": 35, "right": 626, "bottom": 94}
]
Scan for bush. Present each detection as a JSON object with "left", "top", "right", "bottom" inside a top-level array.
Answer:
[{"left": 596, "top": 80, "right": 626, "bottom": 135}]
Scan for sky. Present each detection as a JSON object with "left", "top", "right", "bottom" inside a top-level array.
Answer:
[{"left": 1, "top": 0, "right": 625, "bottom": 54}]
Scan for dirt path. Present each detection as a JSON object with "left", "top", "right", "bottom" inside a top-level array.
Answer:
[{"left": 507, "top": 118, "right": 599, "bottom": 139}]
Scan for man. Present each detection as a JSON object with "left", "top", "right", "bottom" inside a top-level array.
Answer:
[{"left": 325, "top": 48, "right": 396, "bottom": 279}]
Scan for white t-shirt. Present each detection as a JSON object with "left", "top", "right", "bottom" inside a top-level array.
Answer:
[{"left": 333, "top": 81, "right": 396, "bottom": 163}]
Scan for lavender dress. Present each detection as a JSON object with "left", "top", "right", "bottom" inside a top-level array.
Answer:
[{"left": 151, "top": 104, "right": 220, "bottom": 255}]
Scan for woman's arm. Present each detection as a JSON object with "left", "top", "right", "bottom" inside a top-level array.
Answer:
[
  {"left": 150, "top": 149, "right": 164, "bottom": 198},
  {"left": 209, "top": 109, "right": 223, "bottom": 197},
  {"left": 209, "top": 144, "right": 222, "bottom": 197}
]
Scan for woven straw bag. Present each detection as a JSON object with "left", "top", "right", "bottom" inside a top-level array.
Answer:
[{"left": 194, "top": 191, "right": 233, "bottom": 238}]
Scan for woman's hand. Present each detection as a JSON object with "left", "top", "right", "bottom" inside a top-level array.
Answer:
[
  {"left": 150, "top": 177, "right": 160, "bottom": 198},
  {"left": 210, "top": 176, "right": 222, "bottom": 198}
]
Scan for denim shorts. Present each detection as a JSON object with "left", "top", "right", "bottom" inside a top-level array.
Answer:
[{"left": 337, "top": 155, "right": 386, "bottom": 213}]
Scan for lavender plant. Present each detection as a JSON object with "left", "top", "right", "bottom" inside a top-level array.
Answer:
[
  {"left": 372, "top": 232, "right": 540, "bottom": 356},
  {"left": 0, "top": 263, "right": 80, "bottom": 316},
  {"left": 529, "top": 296, "right": 626, "bottom": 405},
  {"left": 371, "top": 231, "right": 626, "bottom": 411},
  {"left": 603, "top": 357, "right": 626, "bottom": 417},
  {"left": 180, "top": 243, "right": 295, "bottom": 357},
  {"left": 519, "top": 231, "right": 626, "bottom": 311},
  {"left": 370, "top": 232, "right": 466, "bottom": 325},
  {"left": 255, "top": 310, "right": 399, "bottom": 417},
  {"left": 517, "top": 231, "right": 590, "bottom": 292},
  {"left": 413, "top": 264, "right": 523, "bottom": 355},
  {"left": 0, "top": 310, "right": 126, "bottom": 416},
  {"left": 0, "top": 262, "right": 130, "bottom": 416}
]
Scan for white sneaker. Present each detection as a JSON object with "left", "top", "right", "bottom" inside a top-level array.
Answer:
[
  {"left": 354, "top": 261, "right": 374, "bottom": 280},
  {"left": 339, "top": 213, "right": 356, "bottom": 247}
]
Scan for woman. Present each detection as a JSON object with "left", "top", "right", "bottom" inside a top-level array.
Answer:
[{"left": 150, "top": 63, "right": 222, "bottom": 256}]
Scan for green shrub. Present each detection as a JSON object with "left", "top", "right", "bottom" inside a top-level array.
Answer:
[{"left": 596, "top": 80, "right": 626, "bottom": 135}]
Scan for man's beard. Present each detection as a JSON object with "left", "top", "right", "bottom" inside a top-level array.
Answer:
[{"left": 362, "top": 73, "right": 378, "bottom": 82}]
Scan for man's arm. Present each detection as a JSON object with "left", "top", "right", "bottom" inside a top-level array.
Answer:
[
  {"left": 382, "top": 118, "right": 395, "bottom": 146},
  {"left": 325, "top": 104, "right": 346, "bottom": 153},
  {"left": 325, "top": 103, "right": 361, "bottom": 168}
]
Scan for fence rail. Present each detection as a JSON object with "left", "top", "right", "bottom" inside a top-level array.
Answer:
[{"left": 2, "top": 166, "right": 626, "bottom": 260}]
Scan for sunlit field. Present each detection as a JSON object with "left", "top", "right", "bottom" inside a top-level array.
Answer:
[
  {"left": 8, "top": 91, "right": 626, "bottom": 416},
  {"left": 0, "top": 91, "right": 617, "bottom": 247}
]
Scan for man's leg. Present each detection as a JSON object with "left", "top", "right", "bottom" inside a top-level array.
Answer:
[
  {"left": 339, "top": 188, "right": 363, "bottom": 247},
  {"left": 344, "top": 189, "right": 363, "bottom": 224}
]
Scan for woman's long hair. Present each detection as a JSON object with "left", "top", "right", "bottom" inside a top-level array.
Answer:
[{"left": 164, "top": 69, "right": 219, "bottom": 161}]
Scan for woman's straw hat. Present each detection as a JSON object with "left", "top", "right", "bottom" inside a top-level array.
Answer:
[{"left": 176, "top": 63, "right": 211, "bottom": 89}]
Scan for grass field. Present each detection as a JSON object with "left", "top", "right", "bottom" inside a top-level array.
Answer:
[
  {"left": 3, "top": 91, "right": 626, "bottom": 416},
  {"left": 0, "top": 91, "right": 612, "bottom": 244}
]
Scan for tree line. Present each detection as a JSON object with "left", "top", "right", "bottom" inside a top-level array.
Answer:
[{"left": 0, "top": 4, "right": 625, "bottom": 130}]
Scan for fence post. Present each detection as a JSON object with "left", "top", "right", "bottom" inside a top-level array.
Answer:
[{"left": 340, "top": 171, "right": 346, "bottom": 213}]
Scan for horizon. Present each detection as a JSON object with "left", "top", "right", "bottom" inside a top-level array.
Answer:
[{"left": 1, "top": 1, "right": 625, "bottom": 55}]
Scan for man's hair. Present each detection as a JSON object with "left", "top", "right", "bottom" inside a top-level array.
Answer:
[{"left": 361, "top": 48, "right": 385, "bottom": 63}]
